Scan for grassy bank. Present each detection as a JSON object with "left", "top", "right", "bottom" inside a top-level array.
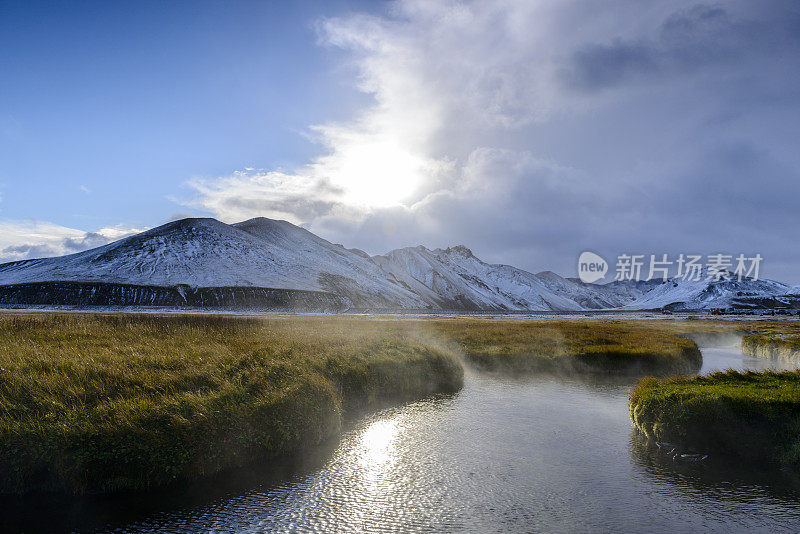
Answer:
[
  {"left": 0, "top": 314, "right": 463, "bottom": 494},
  {"left": 0, "top": 314, "right": 713, "bottom": 494},
  {"left": 430, "top": 319, "right": 702, "bottom": 375},
  {"left": 742, "top": 333, "right": 800, "bottom": 362},
  {"left": 630, "top": 370, "right": 800, "bottom": 465}
]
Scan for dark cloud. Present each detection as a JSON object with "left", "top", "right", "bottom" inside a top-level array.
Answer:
[
  {"left": 564, "top": 3, "right": 800, "bottom": 91},
  {"left": 567, "top": 41, "right": 658, "bottom": 90}
]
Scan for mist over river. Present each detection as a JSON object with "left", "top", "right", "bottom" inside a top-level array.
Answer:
[{"left": 11, "top": 341, "right": 800, "bottom": 533}]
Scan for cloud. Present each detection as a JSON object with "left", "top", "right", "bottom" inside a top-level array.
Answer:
[
  {"left": 187, "top": 0, "right": 800, "bottom": 282},
  {"left": 187, "top": 0, "right": 578, "bottom": 221},
  {"left": 188, "top": 170, "right": 350, "bottom": 223},
  {"left": 0, "top": 221, "right": 143, "bottom": 264},
  {"left": 563, "top": 3, "right": 800, "bottom": 91}
]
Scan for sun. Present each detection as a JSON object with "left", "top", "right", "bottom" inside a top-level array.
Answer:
[{"left": 326, "top": 140, "right": 425, "bottom": 208}]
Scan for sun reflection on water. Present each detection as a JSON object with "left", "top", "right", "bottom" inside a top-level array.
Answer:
[
  {"left": 357, "top": 419, "right": 399, "bottom": 474},
  {"left": 315, "top": 417, "right": 404, "bottom": 530}
]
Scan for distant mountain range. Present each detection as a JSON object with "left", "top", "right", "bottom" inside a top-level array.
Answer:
[{"left": 0, "top": 217, "right": 796, "bottom": 312}]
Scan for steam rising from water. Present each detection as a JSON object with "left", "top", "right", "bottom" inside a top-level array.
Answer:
[{"left": 11, "top": 330, "right": 800, "bottom": 532}]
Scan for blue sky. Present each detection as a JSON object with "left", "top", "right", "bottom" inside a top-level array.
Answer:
[
  {"left": 2, "top": 0, "right": 800, "bottom": 283},
  {"left": 0, "top": 0, "right": 373, "bottom": 228}
]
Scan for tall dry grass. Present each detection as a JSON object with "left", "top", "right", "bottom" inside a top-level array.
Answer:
[
  {"left": 0, "top": 313, "right": 712, "bottom": 494},
  {"left": 0, "top": 314, "right": 463, "bottom": 493}
]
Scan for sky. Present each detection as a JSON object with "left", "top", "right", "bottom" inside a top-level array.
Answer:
[{"left": 2, "top": 0, "right": 800, "bottom": 282}]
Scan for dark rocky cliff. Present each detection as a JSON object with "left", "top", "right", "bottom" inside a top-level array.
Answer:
[{"left": 0, "top": 282, "right": 350, "bottom": 311}]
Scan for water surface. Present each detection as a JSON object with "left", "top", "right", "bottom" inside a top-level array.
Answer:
[{"left": 12, "top": 342, "right": 800, "bottom": 533}]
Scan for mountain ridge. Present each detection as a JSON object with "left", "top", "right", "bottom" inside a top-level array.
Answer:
[{"left": 0, "top": 217, "right": 795, "bottom": 312}]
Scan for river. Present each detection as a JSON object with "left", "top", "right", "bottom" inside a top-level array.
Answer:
[{"left": 12, "top": 342, "right": 800, "bottom": 533}]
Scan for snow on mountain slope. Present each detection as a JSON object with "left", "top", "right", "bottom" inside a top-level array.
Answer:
[
  {"left": 373, "top": 245, "right": 584, "bottom": 311},
  {"left": 535, "top": 272, "right": 656, "bottom": 309},
  {"left": 622, "top": 274, "right": 791, "bottom": 310},
  {"left": 594, "top": 279, "right": 663, "bottom": 304},
  {"left": 0, "top": 216, "right": 794, "bottom": 311},
  {"left": 374, "top": 245, "right": 795, "bottom": 312},
  {"left": 229, "top": 218, "right": 427, "bottom": 307},
  {"left": 0, "top": 218, "right": 427, "bottom": 308}
]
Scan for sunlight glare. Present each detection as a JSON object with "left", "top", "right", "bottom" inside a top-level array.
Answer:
[
  {"left": 357, "top": 419, "right": 399, "bottom": 472},
  {"left": 328, "top": 141, "right": 425, "bottom": 208}
]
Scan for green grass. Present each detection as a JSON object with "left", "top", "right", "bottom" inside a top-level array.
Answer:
[
  {"left": 742, "top": 332, "right": 800, "bottom": 361},
  {"left": 0, "top": 313, "right": 708, "bottom": 494},
  {"left": 0, "top": 314, "right": 463, "bottom": 494},
  {"left": 630, "top": 370, "right": 800, "bottom": 465},
  {"left": 735, "top": 319, "right": 800, "bottom": 360},
  {"left": 429, "top": 319, "right": 702, "bottom": 375}
]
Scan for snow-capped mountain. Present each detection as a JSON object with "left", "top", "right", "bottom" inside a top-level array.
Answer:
[
  {"left": 621, "top": 274, "right": 793, "bottom": 311},
  {"left": 0, "top": 218, "right": 427, "bottom": 309},
  {"left": 373, "top": 245, "right": 582, "bottom": 311},
  {"left": 535, "top": 272, "right": 658, "bottom": 309},
  {"left": 0, "top": 216, "right": 794, "bottom": 311},
  {"left": 371, "top": 246, "right": 654, "bottom": 311}
]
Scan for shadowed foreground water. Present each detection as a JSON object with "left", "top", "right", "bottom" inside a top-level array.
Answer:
[{"left": 11, "top": 343, "right": 800, "bottom": 533}]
